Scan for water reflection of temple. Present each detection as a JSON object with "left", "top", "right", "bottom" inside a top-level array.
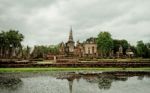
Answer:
[
  {"left": 57, "top": 71, "right": 150, "bottom": 92},
  {"left": 67, "top": 78, "right": 74, "bottom": 93},
  {"left": 66, "top": 73, "right": 80, "bottom": 93}
]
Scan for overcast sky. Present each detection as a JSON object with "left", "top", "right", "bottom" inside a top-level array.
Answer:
[{"left": 0, "top": 0, "right": 150, "bottom": 46}]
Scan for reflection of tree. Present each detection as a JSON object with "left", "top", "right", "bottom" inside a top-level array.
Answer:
[
  {"left": 98, "top": 76, "right": 112, "bottom": 90},
  {"left": 83, "top": 75, "right": 128, "bottom": 90},
  {"left": 137, "top": 76, "right": 144, "bottom": 80},
  {"left": 0, "top": 76, "right": 22, "bottom": 90},
  {"left": 145, "top": 75, "right": 150, "bottom": 78}
]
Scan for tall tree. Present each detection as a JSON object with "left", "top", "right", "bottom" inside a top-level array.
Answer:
[
  {"left": 0, "top": 30, "right": 24, "bottom": 58},
  {"left": 113, "top": 39, "right": 129, "bottom": 54},
  {"left": 146, "top": 43, "right": 150, "bottom": 58},
  {"left": 21, "top": 46, "right": 31, "bottom": 59},
  {"left": 96, "top": 32, "right": 113, "bottom": 57},
  {"left": 136, "top": 41, "right": 149, "bottom": 58},
  {"left": 0, "top": 32, "right": 5, "bottom": 57}
]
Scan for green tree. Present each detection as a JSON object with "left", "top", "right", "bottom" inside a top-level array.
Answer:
[
  {"left": 130, "top": 45, "right": 137, "bottom": 57},
  {"left": 0, "top": 31, "right": 9, "bottom": 58},
  {"left": 136, "top": 41, "right": 144, "bottom": 57},
  {"left": 113, "top": 39, "right": 129, "bottom": 54},
  {"left": 96, "top": 32, "right": 113, "bottom": 57},
  {"left": 0, "top": 30, "right": 24, "bottom": 58},
  {"left": 136, "top": 41, "right": 149, "bottom": 58},
  {"left": 26, "top": 46, "right": 31, "bottom": 59},
  {"left": 21, "top": 46, "right": 31, "bottom": 59},
  {"left": 0, "top": 31, "right": 5, "bottom": 57},
  {"left": 31, "top": 45, "right": 59, "bottom": 59},
  {"left": 145, "top": 43, "right": 150, "bottom": 58}
]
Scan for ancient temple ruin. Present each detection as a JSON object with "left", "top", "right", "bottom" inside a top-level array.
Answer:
[{"left": 59, "top": 27, "right": 98, "bottom": 57}]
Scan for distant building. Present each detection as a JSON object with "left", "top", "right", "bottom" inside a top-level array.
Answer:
[
  {"left": 126, "top": 46, "right": 134, "bottom": 58},
  {"left": 59, "top": 27, "right": 98, "bottom": 57},
  {"left": 59, "top": 27, "right": 134, "bottom": 58},
  {"left": 76, "top": 37, "right": 98, "bottom": 57}
]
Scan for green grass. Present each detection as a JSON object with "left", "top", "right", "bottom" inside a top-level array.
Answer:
[{"left": 0, "top": 67, "right": 150, "bottom": 72}]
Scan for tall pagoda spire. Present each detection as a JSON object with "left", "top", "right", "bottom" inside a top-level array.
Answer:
[{"left": 68, "top": 26, "right": 73, "bottom": 42}]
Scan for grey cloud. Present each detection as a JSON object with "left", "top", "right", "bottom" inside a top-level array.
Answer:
[{"left": 0, "top": 0, "right": 150, "bottom": 46}]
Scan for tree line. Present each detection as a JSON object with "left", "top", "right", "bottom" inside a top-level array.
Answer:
[
  {"left": 0, "top": 30, "right": 59, "bottom": 59},
  {"left": 31, "top": 45, "right": 59, "bottom": 59},
  {"left": 96, "top": 32, "right": 150, "bottom": 58},
  {"left": 0, "top": 30, "right": 150, "bottom": 59}
]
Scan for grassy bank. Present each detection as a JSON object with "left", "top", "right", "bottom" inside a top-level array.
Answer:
[{"left": 0, "top": 67, "right": 150, "bottom": 72}]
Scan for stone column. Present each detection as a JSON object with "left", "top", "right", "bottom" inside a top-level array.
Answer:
[{"left": 54, "top": 56, "right": 57, "bottom": 62}]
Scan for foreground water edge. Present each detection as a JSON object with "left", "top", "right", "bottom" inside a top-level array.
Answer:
[{"left": 0, "top": 70, "right": 150, "bottom": 93}]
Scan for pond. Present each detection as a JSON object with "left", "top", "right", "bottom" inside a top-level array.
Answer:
[{"left": 0, "top": 71, "right": 150, "bottom": 93}]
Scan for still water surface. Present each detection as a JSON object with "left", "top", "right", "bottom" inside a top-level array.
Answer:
[{"left": 0, "top": 71, "right": 150, "bottom": 93}]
